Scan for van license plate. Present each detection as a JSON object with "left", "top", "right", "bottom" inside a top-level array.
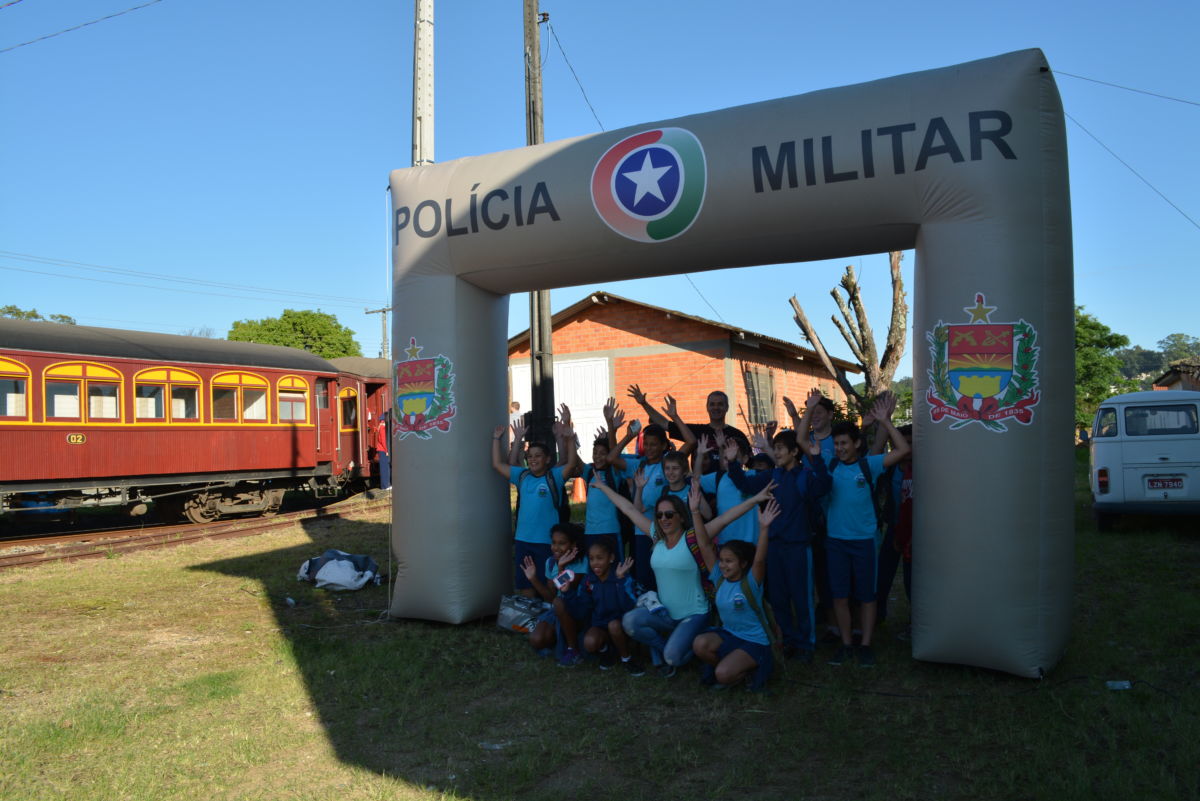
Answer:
[{"left": 1147, "top": 477, "right": 1183, "bottom": 490}]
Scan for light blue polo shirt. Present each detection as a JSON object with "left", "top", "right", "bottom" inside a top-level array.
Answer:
[
  {"left": 711, "top": 567, "right": 768, "bottom": 645},
  {"left": 509, "top": 465, "right": 565, "bottom": 544},
  {"left": 826, "top": 454, "right": 885, "bottom": 541},
  {"left": 700, "top": 470, "right": 758, "bottom": 544}
]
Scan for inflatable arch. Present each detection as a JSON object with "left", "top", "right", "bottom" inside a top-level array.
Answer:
[{"left": 388, "top": 49, "right": 1074, "bottom": 678}]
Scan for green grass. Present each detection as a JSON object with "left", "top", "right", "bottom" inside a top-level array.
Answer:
[{"left": 1, "top": 458, "right": 1197, "bottom": 801}]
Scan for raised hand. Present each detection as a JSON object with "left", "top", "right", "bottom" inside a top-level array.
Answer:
[
  {"left": 632, "top": 466, "right": 648, "bottom": 489},
  {"left": 661, "top": 393, "right": 681, "bottom": 420},
  {"left": 783, "top": 396, "right": 799, "bottom": 420},
  {"left": 510, "top": 420, "right": 527, "bottom": 444},
  {"left": 521, "top": 555, "right": 538, "bottom": 581},
  {"left": 610, "top": 406, "right": 626, "bottom": 433},
  {"left": 557, "top": 546, "right": 579, "bottom": 568},
  {"left": 689, "top": 473, "right": 703, "bottom": 512},
  {"left": 616, "top": 557, "right": 634, "bottom": 580},
  {"left": 723, "top": 439, "right": 741, "bottom": 463},
  {"left": 602, "top": 396, "right": 618, "bottom": 425},
  {"left": 493, "top": 424, "right": 506, "bottom": 440},
  {"left": 627, "top": 384, "right": 648, "bottom": 406},
  {"left": 758, "top": 497, "right": 782, "bottom": 528},
  {"left": 765, "top": 420, "right": 778, "bottom": 441},
  {"left": 557, "top": 403, "right": 573, "bottom": 430},
  {"left": 753, "top": 479, "right": 778, "bottom": 504},
  {"left": 806, "top": 387, "right": 824, "bottom": 409},
  {"left": 753, "top": 431, "right": 771, "bottom": 455}
]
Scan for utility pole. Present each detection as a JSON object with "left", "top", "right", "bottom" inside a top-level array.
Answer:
[
  {"left": 524, "top": 0, "right": 555, "bottom": 455},
  {"left": 412, "top": 0, "right": 434, "bottom": 168},
  {"left": 364, "top": 306, "right": 391, "bottom": 359}
]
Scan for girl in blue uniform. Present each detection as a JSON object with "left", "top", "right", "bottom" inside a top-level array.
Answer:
[
  {"left": 693, "top": 497, "right": 781, "bottom": 690},
  {"left": 522, "top": 522, "right": 587, "bottom": 660},
  {"left": 578, "top": 537, "right": 644, "bottom": 675}
]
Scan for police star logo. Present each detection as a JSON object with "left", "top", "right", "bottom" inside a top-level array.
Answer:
[
  {"left": 393, "top": 337, "right": 457, "bottom": 440},
  {"left": 591, "top": 127, "right": 707, "bottom": 243},
  {"left": 926, "top": 294, "right": 1041, "bottom": 433}
]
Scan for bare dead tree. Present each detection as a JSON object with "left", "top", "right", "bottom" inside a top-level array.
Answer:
[{"left": 789, "top": 251, "right": 908, "bottom": 413}]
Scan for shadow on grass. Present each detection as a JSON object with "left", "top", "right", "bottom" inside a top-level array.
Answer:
[{"left": 186, "top": 504, "right": 1200, "bottom": 801}]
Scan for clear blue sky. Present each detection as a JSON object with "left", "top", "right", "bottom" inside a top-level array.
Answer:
[{"left": 2, "top": 0, "right": 1196, "bottom": 378}]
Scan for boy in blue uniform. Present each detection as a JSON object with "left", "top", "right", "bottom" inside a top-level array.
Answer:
[
  {"left": 723, "top": 400, "right": 831, "bottom": 662},
  {"left": 491, "top": 406, "right": 582, "bottom": 598},
  {"left": 824, "top": 395, "right": 910, "bottom": 667}
]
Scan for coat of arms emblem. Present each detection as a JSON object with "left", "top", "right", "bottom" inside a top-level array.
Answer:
[
  {"left": 393, "top": 337, "right": 456, "bottom": 440},
  {"left": 926, "top": 294, "right": 1040, "bottom": 432}
]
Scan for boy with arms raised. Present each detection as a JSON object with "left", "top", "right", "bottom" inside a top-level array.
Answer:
[{"left": 823, "top": 394, "right": 910, "bottom": 667}]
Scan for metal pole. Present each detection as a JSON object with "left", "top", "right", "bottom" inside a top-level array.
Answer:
[
  {"left": 524, "top": 0, "right": 555, "bottom": 455},
  {"left": 412, "top": 0, "right": 435, "bottom": 168}
]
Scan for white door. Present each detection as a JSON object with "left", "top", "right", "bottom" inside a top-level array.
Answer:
[{"left": 510, "top": 357, "right": 609, "bottom": 451}]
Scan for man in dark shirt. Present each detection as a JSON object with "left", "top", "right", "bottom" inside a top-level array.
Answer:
[{"left": 627, "top": 385, "right": 748, "bottom": 474}]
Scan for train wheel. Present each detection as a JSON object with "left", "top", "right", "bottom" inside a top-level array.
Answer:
[
  {"left": 183, "top": 496, "right": 221, "bottom": 524},
  {"left": 261, "top": 489, "right": 286, "bottom": 517}
]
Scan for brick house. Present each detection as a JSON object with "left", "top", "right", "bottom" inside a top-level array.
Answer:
[{"left": 507, "top": 291, "right": 860, "bottom": 439}]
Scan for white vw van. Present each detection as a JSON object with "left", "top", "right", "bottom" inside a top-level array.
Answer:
[{"left": 1090, "top": 390, "right": 1200, "bottom": 529}]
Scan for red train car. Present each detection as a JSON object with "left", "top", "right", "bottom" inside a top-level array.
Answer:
[{"left": 0, "top": 318, "right": 390, "bottom": 523}]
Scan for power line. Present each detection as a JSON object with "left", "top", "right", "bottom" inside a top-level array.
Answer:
[
  {"left": 683, "top": 274, "right": 725, "bottom": 323},
  {"left": 1065, "top": 112, "right": 1200, "bottom": 232},
  {"left": 545, "top": 20, "right": 604, "bottom": 131},
  {"left": 0, "top": 0, "right": 27, "bottom": 10},
  {"left": 0, "top": 263, "right": 375, "bottom": 310},
  {"left": 0, "top": 0, "right": 165, "bottom": 55},
  {"left": 0, "top": 250, "right": 379, "bottom": 304},
  {"left": 1054, "top": 70, "right": 1199, "bottom": 107}
]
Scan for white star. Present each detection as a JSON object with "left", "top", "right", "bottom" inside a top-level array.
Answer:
[{"left": 621, "top": 151, "right": 673, "bottom": 206}]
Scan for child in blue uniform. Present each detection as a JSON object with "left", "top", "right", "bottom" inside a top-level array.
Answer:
[
  {"left": 824, "top": 395, "right": 910, "bottom": 667},
  {"left": 522, "top": 522, "right": 588, "bottom": 661},
  {"left": 577, "top": 537, "right": 644, "bottom": 676},
  {"left": 694, "top": 497, "right": 782, "bottom": 690}
]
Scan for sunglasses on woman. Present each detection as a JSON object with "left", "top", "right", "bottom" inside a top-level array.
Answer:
[{"left": 656, "top": 510, "right": 677, "bottom": 520}]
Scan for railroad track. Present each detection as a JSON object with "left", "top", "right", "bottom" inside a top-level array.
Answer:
[{"left": 0, "top": 493, "right": 391, "bottom": 571}]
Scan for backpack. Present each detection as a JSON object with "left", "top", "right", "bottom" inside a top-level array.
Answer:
[
  {"left": 513, "top": 469, "right": 570, "bottom": 529},
  {"left": 683, "top": 529, "right": 716, "bottom": 600},
  {"left": 712, "top": 574, "right": 782, "bottom": 648},
  {"left": 829, "top": 458, "right": 884, "bottom": 531}
]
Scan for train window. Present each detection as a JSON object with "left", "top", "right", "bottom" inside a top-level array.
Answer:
[
  {"left": 242, "top": 389, "right": 267, "bottom": 421},
  {"left": 46, "top": 381, "right": 81, "bottom": 419},
  {"left": 88, "top": 383, "right": 120, "bottom": 420},
  {"left": 279, "top": 391, "right": 307, "bottom": 422},
  {"left": 212, "top": 388, "right": 238, "bottom": 421},
  {"left": 171, "top": 386, "right": 198, "bottom": 421},
  {"left": 340, "top": 394, "right": 358, "bottom": 430},
  {"left": 135, "top": 385, "right": 165, "bottom": 420},
  {"left": 0, "top": 378, "right": 26, "bottom": 417},
  {"left": 316, "top": 379, "right": 330, "bottom": 410}
]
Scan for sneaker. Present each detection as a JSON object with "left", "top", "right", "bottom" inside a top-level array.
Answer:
[
  {"left": 598, "top": 646, "right": 617, "bottom": 670},
  {"left": 857, "top": 645, "right": 876, "bottom": 668},
  {"left": 557, "top": 647, "right": 582, "bottom": 668},
  {"left": 828, "top": 645, "right": 853, "bottom": 666},
  {"left": 623, "top": 658, "right": 646, "bottom": 677},
  {"left": 657, "top": 664, "right": 677, "bottom": 679}
]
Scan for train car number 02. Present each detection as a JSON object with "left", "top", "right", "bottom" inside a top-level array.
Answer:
[{"left": 66, "top": 433, "right": 87, "bottom": 445}]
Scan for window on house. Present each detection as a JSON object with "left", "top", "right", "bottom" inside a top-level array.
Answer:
[
  {"left": 743, "top": 366, "right": 775, "bottom": 426},
  {"left": 0, "top": 379, "right": 26, "bottom": 417}
]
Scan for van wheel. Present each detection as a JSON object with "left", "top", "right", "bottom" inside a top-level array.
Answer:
[{"left": 1095, "top": 511, "right": 1116, "bottom": 532}]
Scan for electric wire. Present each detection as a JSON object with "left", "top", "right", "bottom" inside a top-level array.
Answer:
[
  {"left": 0, "top": 262, "right": 372, "bottom": 310},
  {"left": 0, "top": 0, "right": 165, "bottom": 55},
  {"left": 1054, "top": 70, "right": 1199, "bottom": 107},
  {"left": 1065, "top": 112, "right": 1200, "bottom": 232},
  {"left": 0, "top": 0, "right": 26, "bottom": 10},
  {"left": 0, "top": 250, "right": 379, "bottom": 305},
  {"left": 545, "top": 21, "right": 604, "bottom": 132}
]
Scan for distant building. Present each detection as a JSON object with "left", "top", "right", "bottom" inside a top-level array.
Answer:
[
  {"left": 1153, "top": 359, "right": 1200, "bottom": 392},
  {"left": 507, "top": 291, "right": 861, "bottom": 438}
]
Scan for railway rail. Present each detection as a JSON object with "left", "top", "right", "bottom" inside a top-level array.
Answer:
[{"left": 0, "top": 493, "right": 391, "bottom": 571}]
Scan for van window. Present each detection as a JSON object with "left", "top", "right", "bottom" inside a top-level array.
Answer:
[
  {"left": 1094, "top": 407, "right": 1117, "bottom": 438},
  {"left": 1123, "top": 404, "right": 1198, "bottom": 437}
]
